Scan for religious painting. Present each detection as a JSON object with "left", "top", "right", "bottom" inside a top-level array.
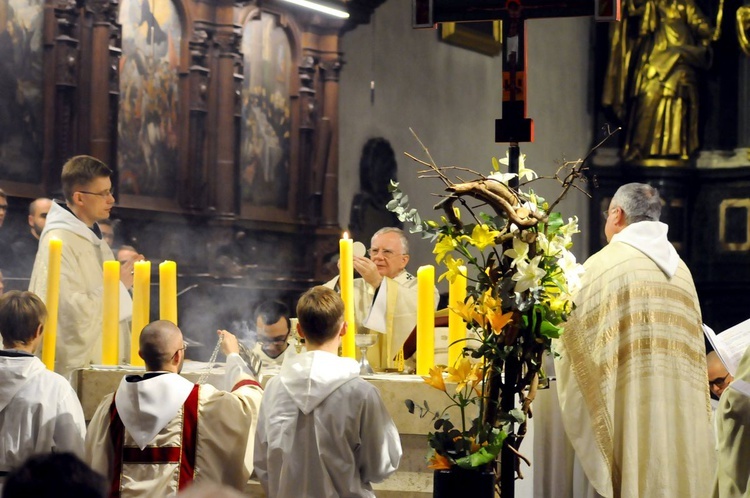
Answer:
[
  {"left": 240, "top": 12, "right": 292, "bottom": 209},
  {"left": 0, "top": 0, "right": 43, "bottom": 183},
  {"left": 117, "top": 0, "right": 181, "bottom": 198},
  {"left": 439, "top": 21, "right": 502, "bottom": 57}
]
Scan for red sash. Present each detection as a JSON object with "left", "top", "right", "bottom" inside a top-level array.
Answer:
[{"left": 107, "top": 384, "right": 200, "bottom": 497}]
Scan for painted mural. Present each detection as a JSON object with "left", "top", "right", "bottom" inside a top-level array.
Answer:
[
  {"left": 118, "top": 0, "right": 181, "bottom": 197},
  {"left": 0, "top": 0, "right": 43, "bottom": 183},
  {"left": 240, "top": 13, "right": 292, "bottom": 209}
]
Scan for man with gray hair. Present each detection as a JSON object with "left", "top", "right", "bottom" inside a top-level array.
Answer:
[
  {"left": 325, "top": 227, "right": 437, "bottom": 370},
  {"left": 552, "top": 183, "right": 714, "bottom": 497}
]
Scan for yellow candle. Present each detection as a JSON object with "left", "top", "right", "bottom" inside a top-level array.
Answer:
[
  {"left": 448, "top": 266, "right": 467, "bottom": 367},
  {"left": 102, "top": 261, "right": 120, "bottom": 365},
  {"left": 159, "top": 261, "right": 178, "bottom": 325},
  {"left": 42, "top": 238, "right": 62, "bottom": 370},
  {"left": 339, "top": 233, "right": 356, "bottom": 358},
  {"left": 416, "top": 265, "right": 435, "bottom": 376},
  {"left": 130, "top": 261, "right": 151, "bottom": 366}
]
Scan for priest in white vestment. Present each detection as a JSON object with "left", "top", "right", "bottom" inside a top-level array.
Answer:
[
  {"left": 324, "top": 227, "right": 438, "bottom": 370},
  {"left": 29, "top": 157, "right": 138, "bottom": 379},
  {"left": 554, "top": 183, "right": 715, "bottom": 498},
  {"left": 254, "top": 286, "right": 402, "bottom": 497},
  {"left": 713, "top": 345, "right": 750, "bottom": 497},
  {"left": 0, "top": 291, "right": 86, "bottom": 490},
  {"left": 85, "top": 321, "right": 263, "bottom": 496}
]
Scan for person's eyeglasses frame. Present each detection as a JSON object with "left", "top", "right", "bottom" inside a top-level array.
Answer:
[
  {"left": 77, "top": 189, "right": 114, "bottom": 199},
  {"left": 709, "top": 373, "right": 730, "bottom": 389},
  {"left": 367, "top": 248, "right": 404, "bottom": 259},
  {"left": 171, "top": 343, "right": 188, "bottom": 359},
  {"left": 257, "top": 329, "right": 291, "bottom": 346}
]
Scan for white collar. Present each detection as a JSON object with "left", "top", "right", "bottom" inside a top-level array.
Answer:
[
  {"left": 114, "top": 373, "right": 195, "bottom": 450},
  {"left": 611, "top": 221, "right": 679, "bottom": 277}
]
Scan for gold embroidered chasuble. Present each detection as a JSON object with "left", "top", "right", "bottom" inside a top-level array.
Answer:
[{"left": 555, "top": 241, "right": 715, "bottom": 498}]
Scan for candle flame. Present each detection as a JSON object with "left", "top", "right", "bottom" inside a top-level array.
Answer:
[{"left": 343, "top": 232, "right": 350, "bottom": 239}]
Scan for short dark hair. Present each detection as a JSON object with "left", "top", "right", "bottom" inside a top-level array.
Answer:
[
  {"left": 296, "top": 286, "right": 344, "bottom": 345},
  {"left": 2, "top": 452, "right": 107, "bottom": 498},
  {"left": 0, "top": 291, "right": 47, "bottom": 347},
  {"left": 255, "top": 300, "right": 290, "bottom": 330},
  {"left": 61, "top": 155, "right": 112, "bottom": 203}
]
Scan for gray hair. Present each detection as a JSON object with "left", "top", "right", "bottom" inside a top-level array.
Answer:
[
  {"left": 610, "top": 183, "right": 662, "bottom": 224},
  {"left": 372, "top": 227, "right": 409, "bottom": 254}
]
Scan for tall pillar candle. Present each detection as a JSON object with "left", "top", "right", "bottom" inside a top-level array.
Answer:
[
  {"left": 102, "top": 261, "right": 120, "bottom": 365},
  {"left": 448, "top": 265, "right": 468, "bottom": 367},
  {"left": 42, "top": 237, "right": 62, "bottom": 370},
  {"left": 339, "top": 233, "right": 356, "bottom": 358},
  {"left": 159, "top": 261, "right": 178, "bottom": 325},
  {"left": 130, "top": 260, "right": 151, "bottom": 366},
  {"left": 416, "top": 265, "right": 435, "bottom": 376}
]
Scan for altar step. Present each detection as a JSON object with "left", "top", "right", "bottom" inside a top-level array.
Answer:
[{"left": 244, "top": 470, "right": 433, "bottom": 497}]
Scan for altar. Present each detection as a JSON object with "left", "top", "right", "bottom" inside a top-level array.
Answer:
[{"left": 73, "top": 362, "right": 537, "bottom": 497}]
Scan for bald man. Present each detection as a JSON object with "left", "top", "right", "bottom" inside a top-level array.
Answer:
[
  {"left": 85, "top": 320, "right": 263, "bottom": 496},
  {"left": 707, "top": 351, "right": 734, "bottom": 400},
  {"left": 11, "top": 198, "right": 52, "bottom": 279}
]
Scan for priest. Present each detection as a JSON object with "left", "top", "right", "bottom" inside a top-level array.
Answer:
[
  {"left": 325, "top": 227, "right": 438, "bottom": 370},
  {"left": 554, "top": 183, "right": 714, "bottom": 497},
  {"left": 84, "top": 321, "right": 263, "bottom": 496}
]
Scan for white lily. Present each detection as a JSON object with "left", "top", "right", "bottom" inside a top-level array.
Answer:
[
  {"left": 503, "top": 237, "right": 530, "bottom": 267},
  {"left": 512, "top": 255, "right": 546, "bottom": 293}
]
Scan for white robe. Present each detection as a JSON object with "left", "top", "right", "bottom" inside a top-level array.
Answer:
[
  {"left": 85, "top": 355, "right": 262, "bottom": 496},
  {"left": 254, "top": 350, "right": 402, "bottom": 498},
  {"left": 713, "top": 346, "right": 750, "bottom": 497},
  {"left": 0, "top": 352, "right": 86, "bottom": 482},
  {"left": 325, "top": 270, "right": 438, "bottom": 369},
  {"left": 555, "top": 222, "right": 715, "bottom": 498},
  {"left": 251, "top": 340, "right": 298, "bottom": 370},
  {"left": 29, "top": 201, "right": 132, "bottom": 378}
]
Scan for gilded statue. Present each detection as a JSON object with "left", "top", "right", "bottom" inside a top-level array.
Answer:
[
  {"left": 603, "top": 0, "right": 714, "bottom": 165},
  {"left": 739, "top": 6, "right": 750, "bottom": 56}
]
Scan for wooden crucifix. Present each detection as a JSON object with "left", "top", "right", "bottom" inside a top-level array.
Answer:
[{"left": 413, "top": 0, "right": 612, "bottom": 144}]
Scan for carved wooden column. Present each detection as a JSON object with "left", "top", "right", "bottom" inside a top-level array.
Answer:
[
  {"left": 185, "top": 25, "right": 210, "bottom": 211},
  {"left": 297, "top": 53, "right": 318, "bottom": 222},
  {"left": 317, "top": 42, "right": 342, "bottom": 228},
  {"left": 46, "top": 0, "right": 79, "bottom": 191},
  {"left": 86, "top": 0, "right": 118, "bottom": 164},
  {"left": 212, "top": 6, "right": 240, "bottom": 219}
]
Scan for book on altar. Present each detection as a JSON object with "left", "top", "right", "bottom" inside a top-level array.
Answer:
[{"left": 703, "top": 318, "right": 750, "bottom": 376}]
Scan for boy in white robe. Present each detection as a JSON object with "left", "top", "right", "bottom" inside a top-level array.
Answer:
[
  {"left": 0, "top": 291, "right": 86, "bottom": 489},
  {"left": 254, "top": 286, "right": 402, "bottom": 497},
  {"left": 85, "top": 320, "right": 263, "bottom": 496}
]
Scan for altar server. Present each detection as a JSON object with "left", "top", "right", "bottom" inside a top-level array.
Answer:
[
  {"left": 254, "top": 286, "right": 401, "bottom": 497},
  {"left": 85, "top": 321, "right": 263, "bottom": 496},
  {"left": 555, "top": 183, "right": 714, "bottom": 497},
  {"left": 29, "top": 156, "right": 138, "bottom": 378},
  {"left": 325, "top": 227, "right": 437, "bottom": 370},
  {"left": 0, "top": 291, "right": 86, "bottom": 489}
]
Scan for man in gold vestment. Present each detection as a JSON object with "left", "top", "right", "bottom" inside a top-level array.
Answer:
[
  {"left": 555, "top": 183, "right": 715, "bottom": 497},
  {"left": 325, "top": 227, "right": 437, "bottom": 370}
]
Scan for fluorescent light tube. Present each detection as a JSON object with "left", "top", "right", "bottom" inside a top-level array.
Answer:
[{"left": 280, "top": 0, "right": 350, "bottom": 18}]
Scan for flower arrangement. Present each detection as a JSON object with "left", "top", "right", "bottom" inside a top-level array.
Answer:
[{"left": 390, "top": 132, "right": 593, "bottom": 489}]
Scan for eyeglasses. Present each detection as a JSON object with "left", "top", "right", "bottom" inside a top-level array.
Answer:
[
  {"left": 367, "top": 248, "right": 403, "bottom": 258},
  {"left": 709, "top": 374, "right": 730, "bottom": 389},
  {"left": 171, "top": 343, "right": 188, "bottom": 358},
  {"left": 257, "top": 332, "right": 290, "bottom": 345},
  {"left": 77, "top": 189, "right": 114, "bottom": 199}
]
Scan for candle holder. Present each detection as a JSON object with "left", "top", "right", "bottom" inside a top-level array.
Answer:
[{"left": 355, "top": 333, "right": 378, "bottom": 375}]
